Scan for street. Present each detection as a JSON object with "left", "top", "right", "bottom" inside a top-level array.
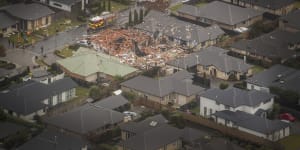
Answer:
[{"left": 27, "top": 25, "right": 87, "bottom": 55}]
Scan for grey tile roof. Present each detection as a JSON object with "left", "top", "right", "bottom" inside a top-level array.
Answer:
[
  {"left": 17, "top": 129, "right": 87, "bottom": 150},
  {"left": 44, "top": 103, "right": 125, "bottom": 134},
  {"left": 200, "top": 87, "right": 274, "bottom": 108},
  {"left": 177, "top": 1, "right": 263, "bottom": 25},
  {"left": 0, "top": 77, "right": 77, "bottom": 115},
  {"left": 120, "top": 125, "right": 182, "bottom": 150},
  {"left": 0, "top": 12, "right": 18, "bottom": 29},
  {"left": 135, "top": 10, "right": 225, "bottom": 44},
  {"left": 213, "top": 110, "right": 290, "bottom": 134},
  {"left": 280, "top": 9, "right": 300, "bottom": 30},
  {"left": 246, "top": 64, "right": 300, "bottom": 94},
  {"left": 231, "top": 29, "right": 300, "bottom": 60},
  {"left": 194, "top": 137, "right": 245, "bottom": 150},
  {"left": 51, "top": 0, "right": 81, "bottom": 5},
  {"left": 240, "top": 0, "right": 295, "bottom": 10},
  {"left": 3, "top": 3, "right": 54, "bottom": 20},
  {"left": 121, "top": 70, "right": 205, "bottom": 97},
  {"left": 167, "top": 46, "right": 252, "bottom": 72},
  {"left": 0, "top": 122, "right": 25, "bottom": 139},
  {"left": 120, "top": 114, "right": 168, "bottom": 134},
  {"left": 93, "top": 95, "right": 129, "bottom": 110},
  {"left": 181, "top": 127, "right": 211, "bottom": 143}
]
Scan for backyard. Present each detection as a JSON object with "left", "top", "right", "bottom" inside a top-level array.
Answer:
[{"left": 280, "top": 135, "right": 300, "bottom": 150}]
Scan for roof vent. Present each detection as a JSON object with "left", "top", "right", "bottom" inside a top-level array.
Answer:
[
  {"left": 280, "top": 80, "right": 285, "bottom": 84},
  {"left": 149, "top": 121, "right": 158, "bottom": 127},
  {"left": 277, "top": 74, "right": 282, "bottom": 78}
]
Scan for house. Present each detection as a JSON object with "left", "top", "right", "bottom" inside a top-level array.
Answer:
[
  {"left": 279, "top": 9, "right": 300, "bottom": 32},
  {"left": 0, "top": 12, "right": 18, "bottom": 37},
  {"left": 176, "top": 1, "right": 263, "bottom": 30},
  {"left": 1, "top": 3, "right": 55, "bottom": 32},
  {"left": 0, "top": 77, "right": 78, "bottom": 121},
  {"left": 221, "top": 0, "right": 295, "bottom": 16},
  {"left": 199, "top": 87, "right": 274, "bottom": 118},
  {"left": 44, "top": 100, "right": 125, "bottom": 135},
  {"left": 246, "top": 65, "right": 300, "bottom": 101},
  {"left": 57, "top": 47, "right": 138, "bottom": 83},
  {"left": 17, "top": 129, "right": 88, "bottom": 150},
  {"left": 119, "top": 114, "right": 182, "bottom": 150},
  {"left": 35, "top": 0, "right": 89, "bottom": 12},
  {"left": 231, "top": 29, "right": 300, "bottom": 64},
  {"left": 121, "top": 70, "right": 205, "bottom": 106},
  {"left": 135, "top": 11, "right": 225, "bottom": 49},
  {"left": 0, "top": 122, "right": 25, "bottom": 140},
  {"left": 89, "top": 95, "right": 129, "bottom": 111},
  {"left": 213, "top": 110, "right": 290, "bottom": 141},
  {"left": 187, "top": 137, "right": 245, "bottom": 150},
  {"left": 167, "top": 46, "right": 253, "bottom": 80}
]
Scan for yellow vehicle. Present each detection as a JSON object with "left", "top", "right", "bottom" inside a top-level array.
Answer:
[{"left": 88, "top": 12, "right": 116, "bottom": 31}]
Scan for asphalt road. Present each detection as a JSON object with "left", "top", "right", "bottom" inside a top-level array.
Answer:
[{"left": 27, "top": 25, "right": 87, "bottom": 55}]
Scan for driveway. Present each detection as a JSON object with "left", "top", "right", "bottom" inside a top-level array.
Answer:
[{"left": 0, "top": 48, "right": 37, "bottom": 68}]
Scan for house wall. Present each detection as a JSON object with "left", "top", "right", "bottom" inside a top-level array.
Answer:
[
  {"left": 199, "top": 96, "right": 273, "bottom": 117},
  {"left": 26, "top": 16, "right": 52, "bottom": 32},
  {"left": 246, "top": 83, "right": 270, "bottom": 93},
  {"left": 0, "top": 25, "right": 18, "bottom": 37}
]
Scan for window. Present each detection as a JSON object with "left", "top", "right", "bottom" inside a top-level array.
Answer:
[{"left": 204, "top": 107, "right": 207, "bottom": 116}]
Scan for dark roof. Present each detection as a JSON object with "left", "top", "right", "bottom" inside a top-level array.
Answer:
[
  {"left": 193, "top": 137, "right": 245, "bottom": 150},
  {"left": 121, "top": 70, "right": 205, "bottom": 97},
  {"left": 17, "top": 129, "right": 87, "bottom": 150},
  {"left": 120, "top": 114, "right": 168, "bottom": 134},
  {"left": 0, "top": 77, "right": 77, "bottom": 115},
  {"left": 231, "top": 29, "right": 300, "bottom": 60},
  {"left": 181, "top": 127, "right": 211, "bottom": 143},
  {"left": 135, "top": 10, "right": 224, "bottom": 44},
  {"left": 93, "top": 95, "right": 129, "bottom": 110},
  {"left": 280, "top": 9, "right": 300, "bottom": 30},
  {"left": 167, "top": 46, "right": 252, "bottom": 72},
  {"left": 177, "top": 1, "right": 263, "bottom": 25},
  {"left": 246, "top": 64, "right": 300, "bottom": 94},
  {"left": 200, "top": 87, "right": 274, "bottom": 108},
  {"left": 213, "top": 110, "right": 290, "bottom": 134},
  {"left": 51, "top": 0, "right": 81, "bottom": 5},
  {"left": 120, "top": 125, "right": 182, "bottom": 150},
  {"left": 240, "top": 0, "right": 295, "bottom": 10},
  {"left": 44, "top": 103, "right": 125, "bottom": 134},
  {"left": 3, "top": 3, "right": 54, "bottom": 20},
  {"left": 0, "top": 122, "right": 25, "bottom": 139},
  {"left": 0, "top": 12, "right": 18, "bottom": 29}
]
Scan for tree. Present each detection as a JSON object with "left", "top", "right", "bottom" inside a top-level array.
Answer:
[
  {"left": 0, "top": 44, "right": 6, "bottom": 57},
  {"left": 0, "top": 109, "right": 7, "bottom": 121},
  {"left": 89, "top": 86, "right": 101, "bottom": 100},
  {"left": 98, "top": 1, "right": 102, "bottom": 13},
  {"left": 102, "top": 0, "right": 106, "bottom": 11},
  {"left": 108, "top": 0, "right": 111, "bottom": 12},
  {"left": 128, "top": 10, "right": 132, "bottom": 26},
  {"left": 133, "top": 9, "right": 138, "bottom": 25},
  {"left": 219, "top": 83, "right": 229, "bottom": 89},
  {"left": 139, "top": 8, "right": 144, "bottom": 23}
]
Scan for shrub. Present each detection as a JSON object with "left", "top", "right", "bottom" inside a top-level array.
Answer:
[{"left": 219, "top": 83, "right": 229, "bottom": 89}]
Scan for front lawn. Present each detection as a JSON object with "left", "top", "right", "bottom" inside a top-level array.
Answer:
[
  {"left": 55, "top": 47, "right": 74, "bottom": 58},
  {"left": 196, "top": 2, "right": 207, "bottom": 7},
  {"left": 76, "top": 86, "right": 90, "bottom": 98},
  {"left": 111, "top": 1, "right": 129, "bottom": 12},
  {"left": 280, "top": 135, "right": 300, "bottom": 150},
  {"left": 251, "top": 65, "right": 265, "bottom": 74}
]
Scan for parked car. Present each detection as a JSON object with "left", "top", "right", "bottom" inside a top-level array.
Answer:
[
  {"left": 123, "top": 111, "right": 137, "bottom": 117},
  {"left": 279, "top": 113, "right": 296, "bottom": 122}
]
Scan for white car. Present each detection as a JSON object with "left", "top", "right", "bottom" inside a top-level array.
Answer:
[
  {"left": 76, "top": 40, "right": 91, "bottom": 46},
  {"left": 123, "top": 111, "right": 137, "bottom": 117}
]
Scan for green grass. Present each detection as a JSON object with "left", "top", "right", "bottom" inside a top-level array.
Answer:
[
  {"left": 252, "top": 65, "right": 265, "bottom": 74},
  {"left": 169, "top": 3, "right": 183, "bottom": 12},
  {"left": 56, "top": 47, "right": 74, "bottom": 58},
  {"left": 280, "top": 135, "right": 300, "bottom": 150},
  {"left": 294, "top": 1, "right": 300, "bottom": 8},
  {"left": 196, "top": 2, "right": 207, "bottom": 7},
  {"left": 190, "top": 106, "right": 200, "bottom": 115},
  {"left": 111, "top": 1, "right": 129, "bottom": 12},
  {"left": 76, "top": 86, "right": 90, "bottom": 98}
]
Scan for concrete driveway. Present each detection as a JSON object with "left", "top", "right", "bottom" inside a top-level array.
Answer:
[{"left": 0, "top": 48, "right": 37, "bottom": 68}]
